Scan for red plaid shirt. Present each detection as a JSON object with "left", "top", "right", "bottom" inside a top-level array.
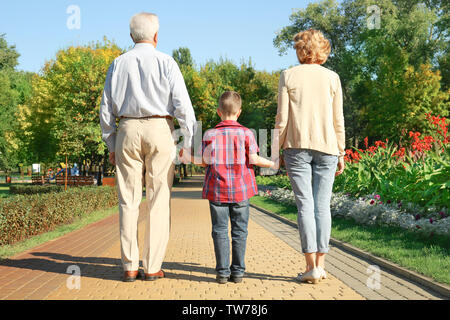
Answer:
[{"left": 201, "top": 120, "right": 259, "bottom": 203}]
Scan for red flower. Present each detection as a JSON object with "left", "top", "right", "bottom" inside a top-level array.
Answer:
[
  {"left": 344, "top": 149, "right": 363, "bottom": 163},
  {"left": 393, "top": 147, "right": 406, "bottom": 158},
  {"left": 375, "top": 140, "right": 386, "bottom": 149}
]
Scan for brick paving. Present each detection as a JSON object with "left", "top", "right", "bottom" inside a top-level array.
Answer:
[
  {"left": 250, "top": 208, "right": 445, "bottom": 300},
  {"left": 0, "top": 176, "right": 443, "bottom": 300}
]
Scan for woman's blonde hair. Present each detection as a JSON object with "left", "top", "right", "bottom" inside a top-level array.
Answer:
[{"left": 293, "top": 29, "right": 331, "bottom": 65}]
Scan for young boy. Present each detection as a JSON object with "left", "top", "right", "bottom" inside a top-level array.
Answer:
[{"left": 199, "top": 91, "right": 275, "bottom": 284}]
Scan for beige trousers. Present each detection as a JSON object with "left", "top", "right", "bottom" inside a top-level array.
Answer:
[{"left": 115, "top": 118, "right": 176, "bottom": 274}]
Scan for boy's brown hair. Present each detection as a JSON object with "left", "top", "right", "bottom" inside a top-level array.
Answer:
[{"left": 218, "top": 91, "right": 242, "bottom": 116}]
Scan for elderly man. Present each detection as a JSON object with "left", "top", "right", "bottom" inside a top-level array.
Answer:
[{"left": 100, "top": 12, "right": 197, "bottom": 282}]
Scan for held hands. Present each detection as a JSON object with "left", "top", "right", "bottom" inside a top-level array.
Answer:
[
  {"left": 178, "top": 147, "right": 192, "bottom": 164},
  {"left": 269, "top": 159, "right": 278, "bottom": 171},
  {"left": 269, "top": 155, "right": 284, "bottom": 171},
  {"left": 109, "top": 152, "right": 116, "bottom": 166},
  {"left": 179, "top": 148, "right": 208, "bottom": 167}
]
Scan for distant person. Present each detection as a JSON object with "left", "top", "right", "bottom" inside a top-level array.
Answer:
[
  {"left": 71, "top": 163, "right": 80, "bottom": 176},
  {"left": 274, "top": 29, "right": 346, "bottom": 284},
  {"left": 199, "top": 91, "right": 275, "bottom": 284},
  {"left": 100, "top": 12, "right": 197, "bottom": 282},
  {"left": 55, "top": 165, "right": 65, "bottom": 177}
]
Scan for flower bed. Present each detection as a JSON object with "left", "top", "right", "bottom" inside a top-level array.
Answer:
[
  {"left": 256, "top": 113, "right": 449, "bottom": 237},
  {"left": 335, "top": 113, "right": 449, "bottom": 210},
  {"left": 259, "top": 188, "right": 450, "bottom": 237}
]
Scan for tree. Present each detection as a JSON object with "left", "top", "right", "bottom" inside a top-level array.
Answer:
[
  {"left": 173, "top": 48, "right": 280, "bottom": 135},
  {"left": 173, "top": 47, "right": 195, "bottom": 69},
  {"left": 0, "top": 34, "right": 19, "bottom": 71},
  {"left": 360, "top": 62, "right": 449, "bottom": 139},
  {"left": 439, "top": 48, "right": 450, "bottom": 91},
  {"left": 0, "top": 35, "right": 33, "bottom": 172},
  {"left": 18, "top": 39, "right": 123, "bottom": 165},
  {"left": 274, "top": 0, "right": 449, "bottom": 145}
]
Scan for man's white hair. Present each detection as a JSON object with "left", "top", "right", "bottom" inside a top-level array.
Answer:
[{"left": 130, "top": 13, "right": 159, "bottom": 42}]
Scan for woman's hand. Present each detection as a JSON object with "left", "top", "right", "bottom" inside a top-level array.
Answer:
[
  {"left": 109, "top": 152, "right": 116, "bottom": 166},
  {"left": 335, "top": 157, "right": 345, "bottom": 176}
]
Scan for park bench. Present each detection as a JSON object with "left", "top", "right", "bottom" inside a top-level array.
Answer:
[
  {"left": 31, "top": 175, "right": 46, "bottom": 185},
  {"left": 55, "top": 175, "right": 95, "bottom": 186}
]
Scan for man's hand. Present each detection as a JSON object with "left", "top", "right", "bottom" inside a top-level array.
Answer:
[
  {"left": 179, "top": 148, "right": 192, "bottom": 164},
  {"left": 335, "top": 157, "right": 345, "bottom": 176},
  {"left": 109, "top": 152, "right": 116, "bottom": 166}
]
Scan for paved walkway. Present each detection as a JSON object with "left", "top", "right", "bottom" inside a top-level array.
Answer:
[{"left": 0, "top": 176, "right": 444, "bottom": 300}]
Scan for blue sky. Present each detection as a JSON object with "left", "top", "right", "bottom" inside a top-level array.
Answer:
[{"left": 0, "top": 0, "right": 310, "bottom": 73}]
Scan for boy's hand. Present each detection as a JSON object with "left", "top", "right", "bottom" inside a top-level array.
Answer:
[{"left": 269, "top": 160, "right": 278, "bottom": 171}]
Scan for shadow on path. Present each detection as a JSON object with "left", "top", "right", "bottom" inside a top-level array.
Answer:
[
  {"left": 0, "top": 252, "right": 294, "bottom": 283},
  {"left": 0, "top": 175, "right": 297, "bottom": 285},
  {"left": 171, "top": 176, "right": 204, "bottom": 199}
]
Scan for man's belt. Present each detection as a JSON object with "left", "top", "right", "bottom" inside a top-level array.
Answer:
[{"left": 119, "top": 115, "right": 173, "bottom": 120}]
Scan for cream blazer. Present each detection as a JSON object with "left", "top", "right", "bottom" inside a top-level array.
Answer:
[{"left": 275, "top": 64, "right": 345, "bottom": 158}]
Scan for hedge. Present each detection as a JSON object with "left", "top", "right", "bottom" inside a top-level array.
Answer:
[
  {"left": 9, "top": 185, "right": 65, "bottom": 195},
  {"left": 0, "top": 186, "right": 117, "bottom": 246}
]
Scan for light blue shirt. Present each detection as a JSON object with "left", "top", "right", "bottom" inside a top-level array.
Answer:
[{"left": 99, "top": 43, "right": 197, "bottom": 152}]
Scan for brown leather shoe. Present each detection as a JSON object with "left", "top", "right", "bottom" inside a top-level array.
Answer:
[
  {"left": 123, "top": 270, "right": 140, "bottom": 282},
  {"left": 144, "top": 270, "right": 165, "bottom": 281}
]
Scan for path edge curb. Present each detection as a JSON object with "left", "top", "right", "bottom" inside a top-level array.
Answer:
[{"left": 250, "top": 203, "right": 450, "bottom": 299}]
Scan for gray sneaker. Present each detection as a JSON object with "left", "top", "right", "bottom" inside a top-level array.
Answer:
[
  {"left": 230, "top": 275, "right": 243, "bottom": 283},
  {"left": 216, "top": 275, "right": 229, "bottom": 284}
]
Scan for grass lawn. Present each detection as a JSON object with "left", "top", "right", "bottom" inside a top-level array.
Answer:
[
  {"left": 0, "top": 185, "right": 9, "bottom": 198},
  {"left": 250, "top": 195, "right": 450, "bottom": 285},
  {"left": 0, "top": 183, "right": 35, "bottom": 198}
]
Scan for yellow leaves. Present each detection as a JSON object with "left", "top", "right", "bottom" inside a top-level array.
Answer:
[
  {"left": 19, "top": 39, "right": 123, "bottom": 159},
  {"left": 73, "top": 112, "right": 83, "bottom": 122}
]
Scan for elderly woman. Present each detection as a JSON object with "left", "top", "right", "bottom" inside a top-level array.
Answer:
[{"left": 275, "top": 29, "right": 346, "bottom": 284}]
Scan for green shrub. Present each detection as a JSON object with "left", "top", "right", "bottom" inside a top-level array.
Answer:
[
  {"left": 256, "top": 175, "right": 291, "bottom": 190},
  {"left": 9, "top": 185, "right": 65, "bottom": 195},
  {"left": 0, "top": 186, "right": 117, "bottom": 246}
]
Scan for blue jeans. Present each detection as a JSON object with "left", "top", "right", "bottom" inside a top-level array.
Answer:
[
  {"left": 283, "top": 149, "right": 338, "bottom": 254},
  {"left": 209, "top": 200, "right": 250, "bottom": 277}
]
